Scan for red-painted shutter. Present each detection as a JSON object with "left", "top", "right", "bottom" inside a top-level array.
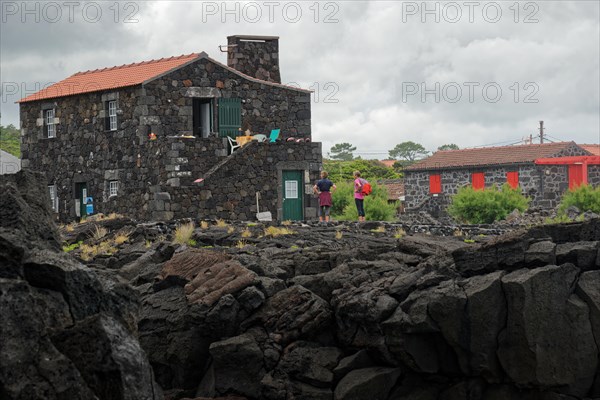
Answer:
[
  {"left": 429, "top": 174, "right": 441, "bottom": 194},
  {"left": 568, "top": 164, "right": 584, "bottom": 189},
  {"left": 506, "top": 171, "right": 519, "bottom": 189},
  {"left": 471, "top": 173, "right": 485, "bottom": 190}
]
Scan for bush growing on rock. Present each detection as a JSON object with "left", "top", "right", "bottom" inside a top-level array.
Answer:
[
  {"left": 448, "top": 184, "right": 530, "bottom": 224},
  {"left": 558, "top": 184, "right": 600, "bottom": 215},
  {"left": 332, "top": 181, "right": 398, "bottom": 221}
]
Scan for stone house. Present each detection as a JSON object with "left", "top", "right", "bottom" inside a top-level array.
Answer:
[
  {"left": 404, "top": 142, "right": 600, "bottom": 216},
  {"left": 18, "top": 35, "right": 322, "bottom": 222}
]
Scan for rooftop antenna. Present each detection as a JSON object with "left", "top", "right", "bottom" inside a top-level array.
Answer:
[{"left": 539, "top": 121, "right": 544, "bottom": 144}]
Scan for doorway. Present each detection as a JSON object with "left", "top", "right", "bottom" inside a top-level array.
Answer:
[
  {"left": 193, "top": 98, "right": 213, "bottom": 138},
  {"left": 75, "top": 182, "right": 88, "bottom": 218},
  {"left": 282, "top": 170, "right": 304, "bottom": 221}
]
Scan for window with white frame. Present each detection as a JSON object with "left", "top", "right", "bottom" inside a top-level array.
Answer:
[
  {"left": 48, "top": 184, "right": 58, "bottom": 212},
  {"left": 109, "top": 180, "right": 119, "bottom": 197},
  {"left": 45, "top": 109, "right": 55, "bottom": 138},
  {"left": 108, "top": 100, "right": 117, "bottom": 131},
  {"left": 285, "top": 181, "right": 298, "bottom": 199}
]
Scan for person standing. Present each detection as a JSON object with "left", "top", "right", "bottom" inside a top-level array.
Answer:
[
  {"left": 313, "top": 171, "right": 336, "bottom": 224},
  {"left": 353, "top": 171, "right": 366, "bottom": 222}
]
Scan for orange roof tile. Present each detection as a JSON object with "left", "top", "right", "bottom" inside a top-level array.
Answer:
[
  {"left": 580, "top": 144, "right": 600, "bottom": 156},
  {"left": 405, "top": 142, "right": 581, "bottom": 171},
  {"left": 379, "top": 159, "right": 397, "bottom": 168},
  {"left": 18, "top": 53, "right": 201, "bottom": 103}
]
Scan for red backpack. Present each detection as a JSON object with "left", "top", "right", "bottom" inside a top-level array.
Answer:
[{"left": 361, "top": 180, "right": 372, "bottom": 196}]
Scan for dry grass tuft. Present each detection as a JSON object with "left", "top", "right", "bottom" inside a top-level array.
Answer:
[
  {"left": 173, "top": 222, "right": 195, "bottom": 245},
  {"left": 227, "top": 226, "right": 235, "bottom": 234},
  {"left": 241, "top": 228, "right": 252, "bottom": 238},
  {"left": 200, "top": 220, "right": 209, "bottom": 229},
  {"left": 282, "top": 220, "right": 292, "bottom": 226},
  {"left": 335, "top": 230, "right": 343, "bottom": 240},
  {"left": 371, "top": 225, "right": 386, "bottom": 233},
  {"left": 216, "top": 219, "right": 228, "bottom": 228},
  {"left": 113, "top": 231, "right": 131, "bottom": 245},
  {"left": 394, "top": 228, "right": 406, "bottom": 239},
  {"left": 236, "top": 239, "right": 248, "bottom": 249},
  {"left": 92, "top": 225, "right": 108, "bottom": 241},
  {"left": 264, "top": 226, "right": 296, "bottom": 237}
]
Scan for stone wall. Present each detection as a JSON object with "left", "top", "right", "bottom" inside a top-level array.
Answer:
[
  {"left": 140, "top": 57, "right": 311, "bottom": 139},
  {"left": 146, "top": 140, "right": 322, "bottom": 221},
  {"left": 227, "top": 35, "right": 281, "bottom": 83}
]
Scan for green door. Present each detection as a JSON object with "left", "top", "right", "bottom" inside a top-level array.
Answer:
[
  {"left": 218, "top": 98, "right": 241, "bottom": 139},
  {"left": 76, "top": 182, "right": 87, "bottom": 218},
  {"left": 282, "top": 170, "right": 303, "bottom": 221}
]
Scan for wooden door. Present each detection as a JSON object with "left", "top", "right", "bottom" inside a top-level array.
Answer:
[{"left": 282, "top": 170, "right": 303, "bottom": 221}]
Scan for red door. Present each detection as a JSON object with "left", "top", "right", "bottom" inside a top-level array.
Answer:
[
  {"left": 568, "top": 164, "right": 583, "bottom": 189},
  {"left": 471, "top": 172, "right": 485, "bottom": 190},
  {"left": 506, "top": 171, "right": 519, "bottom": 189}
]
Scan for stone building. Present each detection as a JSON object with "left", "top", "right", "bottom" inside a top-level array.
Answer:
[
  {"left": 19, "top": 35, "right": 322, "bottom": 222},
  {"left": 404, "top": 142, "right": 600, "bottom": 216}
]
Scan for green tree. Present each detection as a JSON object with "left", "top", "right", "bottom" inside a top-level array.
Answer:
[
  {"left": 389, "top": 141, "right": 428, "bottom": 164},
  {"left": 438, "top": 143, "right": 459, "bottom": 151},
  {"left": 329, "top": 142, "right": 356, "bottom": 161},
  {"left": 0, "top": 124, "right": 21, "bottom": 157},
  {"left": 323, "top": 159, "right": 402, "bottom": 183}
]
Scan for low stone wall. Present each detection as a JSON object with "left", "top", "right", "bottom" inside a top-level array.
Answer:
[{"left": 147, "top": 140, "right": 323, "bottom": 221}]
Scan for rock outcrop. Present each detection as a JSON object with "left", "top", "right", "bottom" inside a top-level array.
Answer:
[
  {"left": 0, "top": 171, "right": 162, "bottom": 399},
  {"left": 3, "top": 170, "right": 600, "bottom": 400}
]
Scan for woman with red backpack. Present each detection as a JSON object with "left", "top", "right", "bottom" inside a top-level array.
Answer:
[{"left": 353, "top": 171, "right": 368, "bottom": 222}]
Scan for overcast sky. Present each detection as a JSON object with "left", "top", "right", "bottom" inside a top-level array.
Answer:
[{"left": 1, "top": 1, "right": 599, "bottom": 158}]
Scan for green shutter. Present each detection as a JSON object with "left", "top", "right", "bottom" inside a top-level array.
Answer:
[{"left": 218, "top": 98, "right": 242, "bottom": 138}]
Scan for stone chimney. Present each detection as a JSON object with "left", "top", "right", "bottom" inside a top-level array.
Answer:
[{"left": 227, "top": 35, "right": 281, "bottom": 83}]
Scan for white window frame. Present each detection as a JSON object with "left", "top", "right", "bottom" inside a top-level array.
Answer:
[
  {"left": 108, "top": 100, "right": 117, "bottom": 131},
  {"left": 109, "top": 180, "right": 119, "bottom": 197},
  {"left": 285, "top": 181, "right": 298, "bottom": 199},
  {"left": 46, "top": 109, "right": 55, "bottom": 138},
  {"left": 48, "top": 184, "right": 58, "bottom": 212}
]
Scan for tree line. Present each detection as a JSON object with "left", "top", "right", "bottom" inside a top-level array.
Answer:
[
  {"left": 328, "top": 141, "right": 459, "bottom": 164},
  {"left": 0, "top": 124, "right": 21, "bottom": 157}
]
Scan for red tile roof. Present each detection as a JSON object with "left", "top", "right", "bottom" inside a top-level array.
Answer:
[
  {"left": 18, "top": 53, "right": 201, "bottom": 103},
  {"left": 18, "top": 52, "right": 311, "bottom": 103},
  {"left": 405, "top": 142, "right": 582, "bottom": 171},
  {"left": 378, "top": 179, "right": 405, "bottom": 200},
  {"left": 580, "top": 144, "right": 600, "bottom": 156},
  {"left": 379, "top": 159, "right": 397, "bottom": 168}
]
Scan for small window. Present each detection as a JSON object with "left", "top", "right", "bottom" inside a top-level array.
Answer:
[
  {"left": 109, "top": 181, "right": 119, "bottom": 197},
  {"left": 429, "top": 174, "right": 441, "bottom": 194},
  {"left": 45, "top": 109, "right": 55, "bottom": 138},
  {"left": 471, "top": 172, "right": 485, "bottom": 190},
  {"left": 506, "top": 171, "right": 519, "bottom": 189},
  {"left": 106, "top": 100, "right": 118, "bottom": 131},
  {"left": 285, "top": 181, "right": 298, "bottom": 199},
  {"left": 48, "top": 184, "right": 58, "bottom": 212}
]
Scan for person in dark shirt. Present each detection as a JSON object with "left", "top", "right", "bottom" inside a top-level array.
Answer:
[{"left": 313, "top": 171, "right": 336, "bottom": 223}]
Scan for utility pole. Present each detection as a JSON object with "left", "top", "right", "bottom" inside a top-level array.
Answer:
[{"left": 539, "top": 121, "right": 544, "bottom": 144}]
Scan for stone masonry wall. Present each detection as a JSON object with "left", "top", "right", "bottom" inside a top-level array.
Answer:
[
  {"left": 146, "top": 140, "right": 322, "bottom": 221},
  {"left": 227, "top": 36, "right": 281, "bottom": 83},
  {"left": 140, "top": 57, "right": 311, "bottom": 140}
]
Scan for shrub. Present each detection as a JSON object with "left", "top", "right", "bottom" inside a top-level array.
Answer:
[
  {"left": 332, "top": 181, "right": 398, "bottom": 221},
  {"left": 448, "top": 184, "right": 530, "bottom": 224},
  {"left": 558, "top": 185, "right": 600, "bottom": 215}
]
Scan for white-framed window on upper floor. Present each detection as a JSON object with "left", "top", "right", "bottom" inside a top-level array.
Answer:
[
  {"left": 106, "top": 100, "right": 117, "bottom": 131},
  {"left": 45, "top": 109, "right": 56, "bottom": 138},
  {"left": 48, "top": 184, "right": 58, "bottom": 212},
  {"left": 109, "top": 180, "right": 119, "bottom": 197}
]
